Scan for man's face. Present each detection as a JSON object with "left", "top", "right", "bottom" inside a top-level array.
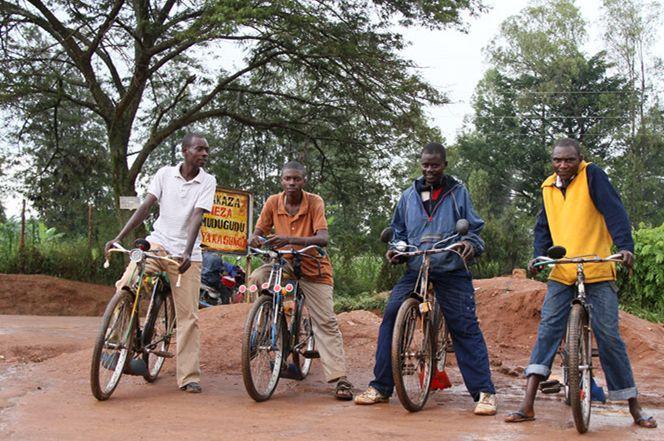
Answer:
[
  {"left": 281, "top": 168, "right": 305, "bottom": 196},
  {"left": 182, "top": 137, "right": 209, "bottom": 168},
  {"left": 551, "top": 145, "right": 581, "bottom": 181},
  {"left": 420, "top": 152, "right": 447, "bottom": 186}
]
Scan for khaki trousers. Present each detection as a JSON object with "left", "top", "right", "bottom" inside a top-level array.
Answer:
[
  {"left": 248, "top": 264, "right": 347, "bottom": 382},
  {"left": 115, "top": 244, "right": 201, "bottom": 387}
]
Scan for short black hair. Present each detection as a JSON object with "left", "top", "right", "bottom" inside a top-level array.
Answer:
[
  {"left": 421, "top": 142, "right": 446, "bottom": 160},
  {"left": 282, "top": 160, "right": 306, "bottom": 175},
  {"left": 182, "top": 132, "right": 207, "bottom": 149},
  {"left": 553, "top": 137, "right": 581, "bottom": 157}
]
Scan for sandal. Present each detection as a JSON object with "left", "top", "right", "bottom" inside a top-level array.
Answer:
[
  {"left": 335, "top": 378, "right": 354, "bottom": 401},
  {"left": 635, "top": 416, "right": 657, "bottom": 428},
  {"left": 504, "top": 410, "right": 535, "bottom": 423}
]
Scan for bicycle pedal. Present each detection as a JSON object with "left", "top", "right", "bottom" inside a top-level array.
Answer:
[
  {"left": 591, "top": 348, "right": 600, "bottom": 357},
  {"left": 148, "top": 349, "right": 174, "bottom": 358},
  {"left": 541, "top": 385, "right": 562, "bottom": 394},
  {"left": 539, "top": 379, "right": 561, "bottom": 389},
  {"left": 301, "top": 350, "right": 320, "bottom": 359},
  {"left": 445, "top": 342, "right": 455, "bottom": 353}
]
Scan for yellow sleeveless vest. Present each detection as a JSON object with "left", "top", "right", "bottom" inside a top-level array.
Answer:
[{"left": 541, "top": 161, "right": 616, "bottom": 285}]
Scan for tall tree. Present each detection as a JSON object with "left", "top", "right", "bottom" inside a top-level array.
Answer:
[
  {"left": 453, "top": 0, "right": 629, "bottom": 214},
  {"left": 600, "top": 0, "right": 664, "bottom": 226},
  {"left": 0, "top": 0, "right": 482, "bottom": 226}
]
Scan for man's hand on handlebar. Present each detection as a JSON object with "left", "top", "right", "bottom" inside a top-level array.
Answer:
[
  {"left": 104, "top": 239, "right": 121, "bottom": 258},
  {"left": 618, "top": 250, "right": 634, "bottom": 270},
  {"left": 527, "top": 258, "right": 541, "bottom": 275},
  {"left": 457, "top": 240, "right": 475, "bottom": 261},
  {"left": 385, "top": 249, "right": 404, "bottom": 265},
  {"left": 178, "top": 252, "right": 192, "bottom": 274},
  {"left": 249, "top": 234, "right": 265, "bottom": 248},
  {"left": 265, "top": 234, "right": 290, "bottom": 248}
]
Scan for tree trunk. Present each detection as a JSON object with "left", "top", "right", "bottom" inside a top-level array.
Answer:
[{"left": 107, "top": 123, "right": 147, "bottom": 239}]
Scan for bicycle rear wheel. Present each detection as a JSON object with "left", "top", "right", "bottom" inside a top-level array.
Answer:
[
  {"left": 90, "top": 289, "right": 135, "bottom": 401},
  {"left": 291, "top": 301, "right": 315, "bottom": 379},
  {"left": 241, "top": 295, "right": 284, "bottom": 401},
  {"left": 434, "top": 307, "right": 449, "bottom": 373},
  {"left": 142, "top": 288, "right": 176, "bottom": 382},
  {"left": 392, "top": 297, "right": 434, "bottom": 412},
  {"left": 567, "top": 303, "right": 592, "bottom": 433}
]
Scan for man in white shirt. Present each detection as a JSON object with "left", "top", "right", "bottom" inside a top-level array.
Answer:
[{"left": 105, "top": 133, "right": 216, "bottom": 393}]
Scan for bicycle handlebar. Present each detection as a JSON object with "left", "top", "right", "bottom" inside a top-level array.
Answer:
[
  {"left": 248, "top": 244, "right": 326, "bottom": 259},
  {"left": 532, "top": 253, "right": 624, "bottom": 268},
  {"left": 389, "top": 240, "right": 466, "bottom": 258},
  {"left": 104, "top": 242, "right": 182, "bottom": 287}
]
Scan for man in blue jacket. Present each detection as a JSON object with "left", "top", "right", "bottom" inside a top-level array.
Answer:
[{"left": 355, "top": 142, "right": 497, "bottom": 415}]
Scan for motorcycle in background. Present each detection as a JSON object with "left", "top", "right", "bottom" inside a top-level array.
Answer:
[{"left": 199, "top": 252, "right": 246, "bottom": 308}]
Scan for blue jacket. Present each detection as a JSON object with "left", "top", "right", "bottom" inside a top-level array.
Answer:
[{"left": 391, "top": 176, "right": 485, "bottom": 273}]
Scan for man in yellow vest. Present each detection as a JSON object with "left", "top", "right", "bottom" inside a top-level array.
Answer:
[{"left": 505, "top": 138, "right": 656, "bottom": 428}]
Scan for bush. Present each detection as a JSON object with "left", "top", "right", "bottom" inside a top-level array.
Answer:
[{"left": 617, "top": 223, "right": 664, "bottom": 322}]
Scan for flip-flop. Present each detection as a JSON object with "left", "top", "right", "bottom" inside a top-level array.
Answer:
[
  {"left": 635, "top": 416, "right": 657, "bottom": 428},
  {"left": 504, "top": 411, "right": 536, "bottom": 423}
]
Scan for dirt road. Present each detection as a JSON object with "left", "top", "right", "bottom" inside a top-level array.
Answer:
[{"left": 0, "top": 276, "right": 662, "bottom": 440}]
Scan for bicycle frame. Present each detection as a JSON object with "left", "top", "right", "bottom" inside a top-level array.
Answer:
[
  {"left": 246, "top": 245, "right": 323, "bottom": 358},
  {"left": 107, "top": 245, "right": 179, "bottom": 358},
  {"left": 534, "top": 251, "right": 623, "bottom": 432}
]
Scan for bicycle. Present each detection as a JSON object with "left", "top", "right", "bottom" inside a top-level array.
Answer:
[
  {"left": 381, "top": 219, "right": 469, "bottom": 412},
  {"left": 531, "top": 246, "right": 624, "bottom": 434},
  {"left": 240, "top": 243, "right": 323, "bottom": 402},
  {"left": 90, "top": 239, "right": 179, "bottom": 401}
]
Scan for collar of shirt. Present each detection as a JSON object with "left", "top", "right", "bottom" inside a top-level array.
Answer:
[
  {"left": 555, "top": 174, "right": 576, "bottom": 189},
  {"left": 172, "top": 163, "right": 206, "bottom": 183},
  {"left": 277, "top": 190, "right": 310, "bottom": 218}
]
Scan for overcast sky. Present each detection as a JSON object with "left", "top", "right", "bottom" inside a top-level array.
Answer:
[{"left": 400, "top": 0, "right": 662, "bottom": 143}]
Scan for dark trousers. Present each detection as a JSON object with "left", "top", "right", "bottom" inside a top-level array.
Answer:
[{"left": 369, "top": 269, "right": 495, "bottom": 400}]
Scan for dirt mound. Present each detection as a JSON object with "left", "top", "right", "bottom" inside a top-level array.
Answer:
[
  {"left": 196, "top": 303, "right": 383, "bottom": 375},
  {"left": 473, "top": 277, "right": 664, "bottom": 381},
  {"left": 1, "top": 273, "right": 663, "bottom": 390},
  {"left": 0, "top": 274, "right": 114, "bottom": 316}
]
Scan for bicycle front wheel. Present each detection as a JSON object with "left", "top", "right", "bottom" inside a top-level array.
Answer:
[
  {"left": 241, "top": 295, "right": 284, "bottom": 401},
  {"left": 392, "top": 297, "right": 434, "bottom": 412},
  {"left": 90, "top": 289, "right": 135, "bottom": 401},
  {"left": 567, "top": 303, "right": 592, "bottom": 433},
  {"left": 291, "top": 302, "right": 315, "bottom": 379},
  {"left": 142, "top": 290, "right": 176, "bottom": 382}
]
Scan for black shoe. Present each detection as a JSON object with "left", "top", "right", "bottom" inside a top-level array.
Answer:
[{"left": 180, "top": 382, "right": 202, "bottom": 393}]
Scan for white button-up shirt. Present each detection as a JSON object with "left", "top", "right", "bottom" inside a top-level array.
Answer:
[{"left": 145, "top": 164, "right": 216, "bottom": 262}]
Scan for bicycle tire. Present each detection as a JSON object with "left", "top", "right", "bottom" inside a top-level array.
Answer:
[
  {"left": 567, "top": 303, "right": 592, "bottom": 433},
  {"left": 291, "top": 300, "right": 315, "bottom": 379},
  {"left": 90, "top": 289, "right": 135, "bottom": 401},
  {"left": 392, "top": 297, "right": 434, "bottom": 412},
  {"left": 241, "top": 295, "right": 284, "bottom": 402},
  {"left": 142, "top": 287, "right": 176, "bottom": 382},
  {"left": 434, "top": 307, "right": 449, "bottom": 373}
]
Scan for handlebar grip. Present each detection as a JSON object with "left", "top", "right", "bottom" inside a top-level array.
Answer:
[{"left": 316, "top": 246, "right": 326, "bottom": 257}]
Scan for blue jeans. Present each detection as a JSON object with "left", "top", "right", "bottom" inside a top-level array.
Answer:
[
  {"left": 526, "top": 281, "right": 637, "bottom": 401},
  {"left": 369, "top": 269, "right": 495, "bottom": 401}
]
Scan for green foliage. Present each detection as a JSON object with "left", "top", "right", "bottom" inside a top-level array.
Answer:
[
  {"left": 334, "top": 291, "right": 386, "bottom": 314},
  {"left": 617, "top": 223, "right": 664, "bottom": 321},
  {"left": 0, "top": 218, "right": 122, "bottom": 285}
]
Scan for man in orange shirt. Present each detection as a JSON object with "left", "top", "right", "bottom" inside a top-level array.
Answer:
[{"left": 248, "top": 161, "right": 352, "bottom": 400}]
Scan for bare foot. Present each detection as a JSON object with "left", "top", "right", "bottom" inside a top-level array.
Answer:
[{"left": 629, "top": 398, "right": 657, "bottom": 428}]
